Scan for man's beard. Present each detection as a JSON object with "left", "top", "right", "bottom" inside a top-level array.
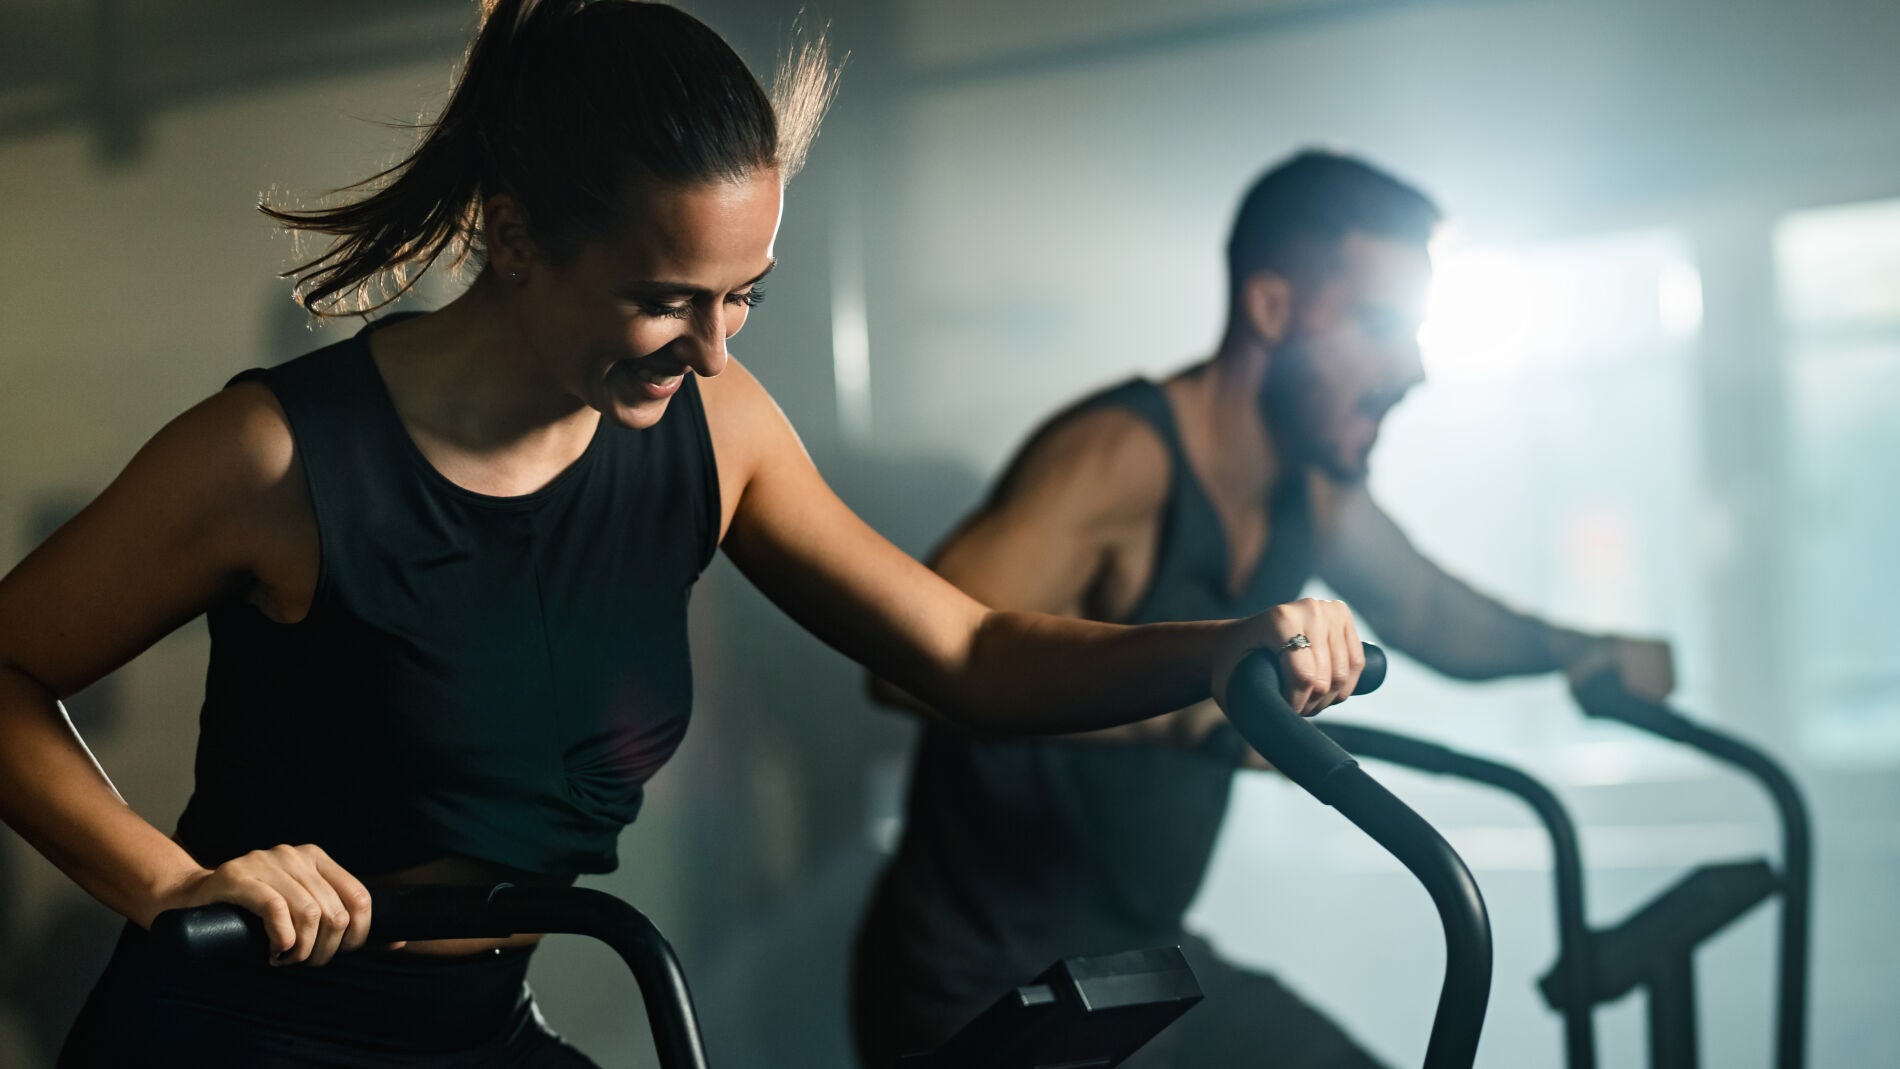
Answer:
[{"left": 1258, "top": 331, "right": 1370, "bottom": 485}]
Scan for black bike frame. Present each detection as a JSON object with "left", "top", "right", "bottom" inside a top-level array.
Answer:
[
  {"left": 1573, "top": 672, "right": 1812, "bottom": 1069},
  {"left": 1317, "top": 723, "right": 1597, "bottom": 1067},
  {"left": 1224, "top": 648, "right": 1493, "bottom": 1069},
  {"left": 1320, "top": 671, "right": 1812, "bottom": 1069}
]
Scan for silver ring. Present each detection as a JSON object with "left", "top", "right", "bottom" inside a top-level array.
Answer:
[{"left": 1279, "top": 633, "right": 1311, "bottom": 653}]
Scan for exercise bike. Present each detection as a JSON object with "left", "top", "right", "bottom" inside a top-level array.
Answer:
[
  {"left": 1315, "top": 670, "right": 1811, "bottom": 1068},
  {"left": 897, "top": 644, "right": 1500, "bottom": 1069},
  {"left": 154, "top": 644, "right": 1502, "bottom": 1068}
]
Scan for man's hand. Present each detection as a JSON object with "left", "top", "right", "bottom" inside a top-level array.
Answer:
[{"left": 1565, "top": 636, "right": 1676, "bottom": 706}]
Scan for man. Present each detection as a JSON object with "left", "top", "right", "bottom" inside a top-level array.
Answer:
[{"left": 850, "top": 151, "right": 1675, "bottom": 1067}]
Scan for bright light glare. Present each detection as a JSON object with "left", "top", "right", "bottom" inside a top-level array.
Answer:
[
  {"left": 1418, "top": 241, "right": 1542, "bottom": 381},
  {"left": 1420, "top": 232, "right": 1703, "bottom": 380}
]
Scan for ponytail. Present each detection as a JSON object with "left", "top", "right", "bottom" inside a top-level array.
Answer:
[{"left": 264, "top": 0, "right": 837, "bottom": 317}]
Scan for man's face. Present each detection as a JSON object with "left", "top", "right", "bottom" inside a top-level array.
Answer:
[{"left": 1260, "top": 232, "right": 1431, "bottom": 482}]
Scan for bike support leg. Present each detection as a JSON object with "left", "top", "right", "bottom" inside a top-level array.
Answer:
[{"left": 1646, "top": 954, "right": 1699, "bottom": 1069}]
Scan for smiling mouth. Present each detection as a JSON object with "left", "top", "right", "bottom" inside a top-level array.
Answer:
[
  {"left": 605, "top": 359, "right": 688, "bottom": 407},
  {"left": 614, "top": 358, "right": 685, "bottom": 387},
  {"left": 634, "top": 362, "right": 685, "bottom": 386}
]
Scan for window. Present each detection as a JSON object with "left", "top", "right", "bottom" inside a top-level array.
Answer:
[
  {"left": 1776, "top": 198, "right": 1900, "bottom": 764},
  {"left": 1342, "top": 227, "right": 1711, "bottom": 781}
]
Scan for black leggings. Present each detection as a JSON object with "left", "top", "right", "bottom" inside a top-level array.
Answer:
[{"left": 59, "top": 922, "right": 600, "bottom": 1068}]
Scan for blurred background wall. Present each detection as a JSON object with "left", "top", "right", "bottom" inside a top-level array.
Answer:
[{"left": 3, "top": 0, "right": 1897, "bottom": 1065}]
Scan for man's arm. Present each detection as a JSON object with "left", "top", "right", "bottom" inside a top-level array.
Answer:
[{"left": 1313, "top": 476, "right": 1674, "bottom": 698}]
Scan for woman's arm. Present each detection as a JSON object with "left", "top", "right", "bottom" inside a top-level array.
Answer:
[
  {"left": 0, "top": 384, "right": 376, "bottom": 964},
  {"left": 700, "top": 361, "right": 1364, "bottom": 731},
  {"left": 862, "top": 403, "right": 1274, "bottom": 753}
]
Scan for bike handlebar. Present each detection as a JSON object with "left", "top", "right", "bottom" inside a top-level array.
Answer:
[
  {"left": 152, "top": 883, "right": 712, "bottom": 1069},
  {"left": 1224, "top": 643, "right": 1492, "bottom": 1069},
  {"left": 1572, "top": 670, "right": 1812, "bottom": 1069}
]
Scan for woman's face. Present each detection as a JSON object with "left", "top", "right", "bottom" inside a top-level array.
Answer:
[{"left": 517, "top": 170, "right": 784, "bottom": 430}]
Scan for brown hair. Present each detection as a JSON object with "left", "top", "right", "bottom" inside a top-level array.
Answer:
[
  {"left": 264, "top": 0, "right": 839, "bottom": 315},
  {"left": 1227, "top": 149, "right": 1442, "bottom": 301}
]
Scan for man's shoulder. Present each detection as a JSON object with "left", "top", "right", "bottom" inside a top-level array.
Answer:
[
  {"left": 1041, "top": 399, "right": 1170, "bottom": 466},
  {"left": 996, "top": 391, "right": 1173, "bottom": 524}
]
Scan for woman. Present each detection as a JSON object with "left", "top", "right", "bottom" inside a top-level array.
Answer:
[{"left": 0, "top": 1, "right": 1367, "bottom": 1064}]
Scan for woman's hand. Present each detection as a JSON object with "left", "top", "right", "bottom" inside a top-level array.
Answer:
[
  {"left": 157, "top": 844, "right": 385, "bottom": 966},
  {"left": 1214, "top": 597, "right": 1365, "bottom": 717}
]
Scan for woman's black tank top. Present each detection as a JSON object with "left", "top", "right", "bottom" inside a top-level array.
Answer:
[
  {"left": 173, "top": 317, "right": 719, "bottom": 876},
  {"left": 865, "top": 377, "right": 1315, "bottom": 992}
]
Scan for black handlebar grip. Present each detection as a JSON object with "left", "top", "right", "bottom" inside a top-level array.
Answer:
[
  {"left": 1572, "top": 667, "right": 1696, "bottom": 743},
  {"left": 1224, "top": 643, "right": 1385, "bottom": 804},
  {"left": 1356, "top": 643, "right": 1388, "bottom": 695},
  {"left": 150, "top": 902, "right": 271, "bottom": 964},
  {"left": 148, "top": 884, "right": 521, "bottom": 966},
  {"left": 367, "top": 884, "right": 518, "bottom": 943}
]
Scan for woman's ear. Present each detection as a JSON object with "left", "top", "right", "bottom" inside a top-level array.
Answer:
[
  {"left": 1240, "top": 271, "right": 1293, "bottom": 345},
  {"left": 481, "top": 193, "right": 535, "bottom": 284}
]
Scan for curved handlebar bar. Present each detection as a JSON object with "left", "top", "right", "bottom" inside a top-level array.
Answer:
[
  {"left": 1225, "top": 643, "right": 1492, "bottom": 1069},
  {"left": 1217, "top": 643, "right": 1387, "bottom": 798},
  {"left": 152, "top": 884, "right": 711, "bottom": 1069},
  {"left": 1319, "top": 721, "right": 1596, "bottom": 1066}
]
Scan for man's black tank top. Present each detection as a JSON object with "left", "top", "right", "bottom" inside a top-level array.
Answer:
[
  {"left": 864, "top": 377, "right": 1315, "bottom": 993},
  {"left": 173, "top": 317, "right": 720, "bottom": 876}
]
